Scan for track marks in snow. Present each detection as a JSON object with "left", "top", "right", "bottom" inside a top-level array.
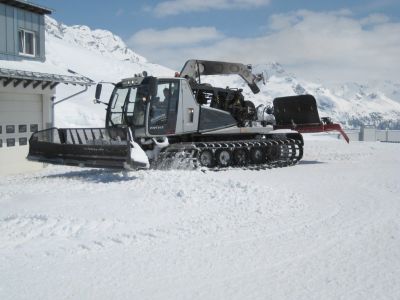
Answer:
[
  {"left": 0, "top": 214, "right": 161, "bottom": 255},
  {"left": 135, "top": 171, "right": 308, "bottom": 237},
  {"left": 0, "top": 167, "right": 309, "bottom": 257}
]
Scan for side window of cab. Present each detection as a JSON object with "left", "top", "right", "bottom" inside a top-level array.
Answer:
[{"left": 148, "top": 80, "right": 180, "bottom": 135}]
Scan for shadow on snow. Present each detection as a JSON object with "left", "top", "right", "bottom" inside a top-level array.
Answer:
[
  {"left": 298, "top": 160, "right": 325, "bottom": 165},
  {"left": 42, "top": 168, "right": 138, "bottom": 183}
]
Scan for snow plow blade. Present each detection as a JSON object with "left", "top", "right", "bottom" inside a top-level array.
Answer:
[
  {"left": 27, "top": 127, "right": 148, "bottom": 169},
  {"left": 273, "top": 95, "right": 349, "bottom": 143}
]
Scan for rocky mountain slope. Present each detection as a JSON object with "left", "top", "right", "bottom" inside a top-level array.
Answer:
[{"left": 45, "top": 17, "right": 147, "bottom": 64}]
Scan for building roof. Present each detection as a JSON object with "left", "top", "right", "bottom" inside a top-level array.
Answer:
[
  {"left": 0, "top": 67, "right": 94, "bottom": 87},
  {"left": 0, "top": 0, "right": 52, "bottom": 15},
  {"left": 0, "top": 60, "right": 94, "bottom": 89}
]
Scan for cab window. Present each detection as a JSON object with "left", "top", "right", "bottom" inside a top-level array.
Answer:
[{"left": 107, "top": 86, "right": 147, "bottom": 127}]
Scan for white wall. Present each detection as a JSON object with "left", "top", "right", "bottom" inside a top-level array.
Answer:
[{"left": 0, "top": 81, "right": 54, "bottom": 175}]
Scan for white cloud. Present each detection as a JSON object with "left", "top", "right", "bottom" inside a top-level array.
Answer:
[
  {"left": 360, "top": 13, "right": 390, "bottom": 26},
  {"left": 153, "top": 0, "right": 270, "bottom": 17},
  {"left": 129, "top": 27, "right": 223, "bottom": 48},
  {"left": 128, "top": 10, "right": 400, "bottom": 84}
]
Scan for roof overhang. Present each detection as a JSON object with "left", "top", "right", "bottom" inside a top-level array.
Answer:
[
  {"left": 0, "top": 0, "right": 52, "bottom": 15},
  {"left": 0, "top": 67, "right": 94, "bottom": 90}
]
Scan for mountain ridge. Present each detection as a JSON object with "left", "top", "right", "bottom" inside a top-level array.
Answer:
[{"left": 45, "top": 16, "right": 147, "bottom": 64}]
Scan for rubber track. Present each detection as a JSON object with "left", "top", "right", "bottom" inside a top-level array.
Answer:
[{"left": 153, "top": 137, "right": 303, "bottom": 170}]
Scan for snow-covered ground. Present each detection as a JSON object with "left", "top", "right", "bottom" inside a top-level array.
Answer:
[{"left": 1, "top": 139, "right": 399, "bottom": 299}]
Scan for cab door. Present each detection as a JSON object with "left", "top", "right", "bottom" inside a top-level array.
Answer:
[{"left": 147, "top": 80, "right": 180, "bottom": 136}]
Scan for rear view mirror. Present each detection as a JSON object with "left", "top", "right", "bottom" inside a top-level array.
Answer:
[{"left": 95, "top": 83, "right": 102, "bottom": 100}]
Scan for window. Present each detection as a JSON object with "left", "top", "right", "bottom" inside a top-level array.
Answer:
[
  {"left": 7, "top": 138, "right": 15, "bottom": 147},
  {"left": 149, "top": 83, "right": 171, "bottom": 131},
  {"left": 19, "top": 138, "right": 28, "bottom": 146},
  {"left": 148, "top": 80, "right": 180, "bottom": 135},
  {"left": 106, "top": 86, "right": 147, "bottom": 128},
  {"left": 19, "top": 125, "right": 27, "bottom": 133},
  {"left": 18, "top": 29, "right": 36, "bottom": 57},
  {"left": 0, "top": 126, "right": 2, "bottom": 134},
  {"left": 6, "top": 125, "right": 15, "bottom": 134},
  {"left": 108, "top": 87, "right": 129, "bottom": 126},
  {"left": 30, "top": 124, "right": 38, "bottom": 133},
  {"left": 0, "top": 139, "right": 2, "bottom": 148}
]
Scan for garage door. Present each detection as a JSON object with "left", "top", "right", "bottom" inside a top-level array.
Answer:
[{"left": 0, "top": 91, "right": 43, "bottom": 175}]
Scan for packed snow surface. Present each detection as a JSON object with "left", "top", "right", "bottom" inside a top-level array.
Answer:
[{"left": 1, "top": 140, "right": 399, "bottom": 299}]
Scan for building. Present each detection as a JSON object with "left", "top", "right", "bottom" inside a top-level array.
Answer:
[
  {"left": 0, "top": 0, "right": 93, "bottom": 176},
  {"left": 0, "top": 0, "right": 50, "bottom": 62}
]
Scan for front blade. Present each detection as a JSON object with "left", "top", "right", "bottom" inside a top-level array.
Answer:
[{"left": 27, "top": 127, "right": 133, "bottom": 169}]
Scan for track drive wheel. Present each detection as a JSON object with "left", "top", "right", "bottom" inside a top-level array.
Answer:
[
  {"left": 216, "top": 149, "right": 232, "bottom": 167},
  {"left": 198, "top": 149, "right": 215, "bottom": 168},
  {"left": 266, "top": 144, "right": 281, "bottom": 161},
  {"left": 233, "top": 148, "right": 249, "bottom": 166},
  {"left": 250, "top": 147, "right": 265, "bottom": 164}
]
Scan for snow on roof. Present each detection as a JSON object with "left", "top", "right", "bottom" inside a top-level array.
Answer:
[{"left": 0, "top": 59, "right": 94, "bottom": 86}]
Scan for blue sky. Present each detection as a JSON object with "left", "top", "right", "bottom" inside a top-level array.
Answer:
[
  {"left": 37, "top": 0, "right": 400, "bottom": 84},
  {"left": 39, "top": 0, "right": 399, "bottom": 39}
]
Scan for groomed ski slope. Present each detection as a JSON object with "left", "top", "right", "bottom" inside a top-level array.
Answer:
[{"left": 1, "top": 139, "right": 399, "bottom": 300}]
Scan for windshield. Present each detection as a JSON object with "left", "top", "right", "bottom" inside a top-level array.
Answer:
[{"left": 107, "top": 86, "right": 147, "bottom": 127}]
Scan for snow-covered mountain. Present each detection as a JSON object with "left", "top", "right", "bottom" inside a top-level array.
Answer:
[
  {"left": 44, "top": 17, "right": 400, "bottom": 129},
  {"left": 45, "top": 17, "right": 146, "bottom": 64}
]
